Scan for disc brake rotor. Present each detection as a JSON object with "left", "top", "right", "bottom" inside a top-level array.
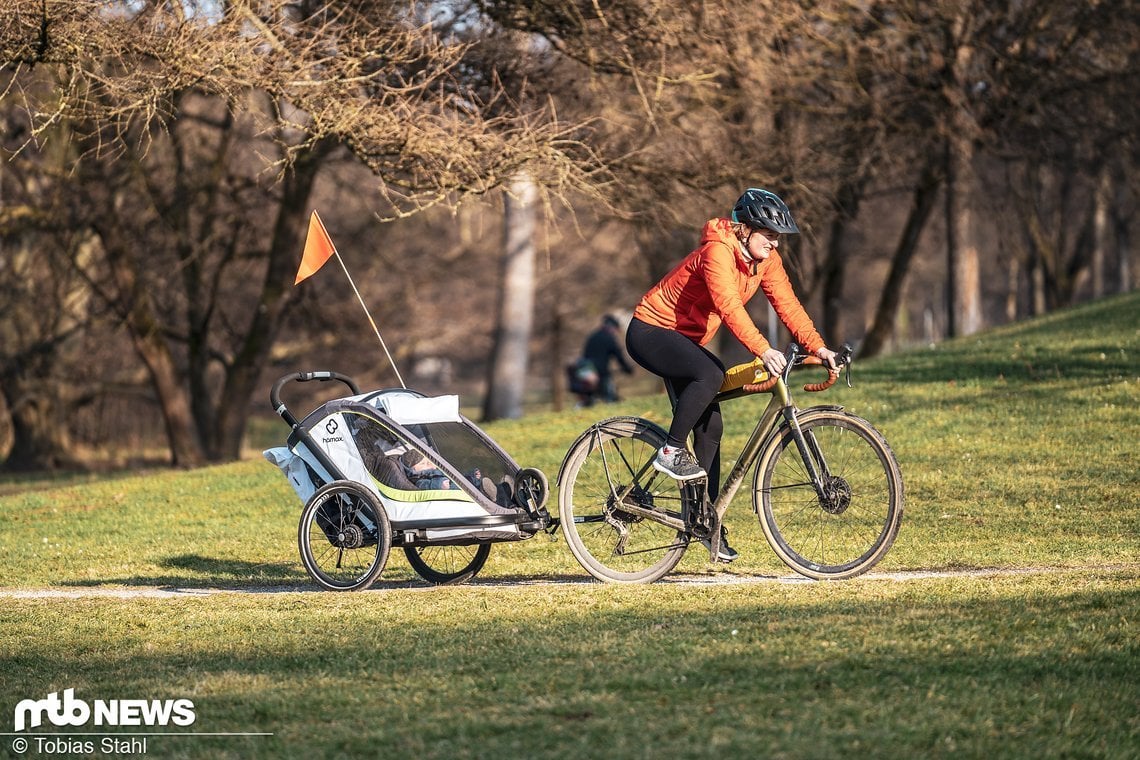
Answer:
[{"left": 820, "top": 476, "right": 852, "bottom": 515}]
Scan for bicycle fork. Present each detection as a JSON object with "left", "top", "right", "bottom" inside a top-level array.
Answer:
[{"left": 781, "top": 408, "right": 832, "bottom": 500}]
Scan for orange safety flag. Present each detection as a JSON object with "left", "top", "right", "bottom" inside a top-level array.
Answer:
[{"left": 294, "top": 210, "right": 337, "bottom": 285}]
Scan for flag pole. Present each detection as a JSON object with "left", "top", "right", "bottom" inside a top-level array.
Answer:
[
  {"left": 332, "top": 251, "right": 407, "bottom": 389},
  {"left": 299, "top": 210, "right": 406, "bottom": 389}
]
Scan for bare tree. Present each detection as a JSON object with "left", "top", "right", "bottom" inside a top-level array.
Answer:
[
  {"left": 0, "top": 230, "right": 91, "bottom": 470},
  {"left": 972, "top": 0, "right": 1140, "bottom": 314},
  {"left": 0, "top": 93, "right": 117, "bottom": 470},
  {"left": 1, "top": 0, "right": 619, "bottom": 465},
  {"left": 3, "top": 0, "right": 1138, "bottom": 472}
]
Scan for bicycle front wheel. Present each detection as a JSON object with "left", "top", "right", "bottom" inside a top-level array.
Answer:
[
  {"left": 754, "top": 410, "right": 903, "bottom": 579},
  {"left": 558, "top": 417, "right": 687, "bottom": 583}
]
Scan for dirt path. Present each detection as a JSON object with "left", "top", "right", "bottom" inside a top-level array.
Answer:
[{"left": 2, "top": 565, "right": 1133, "bottom": 598}]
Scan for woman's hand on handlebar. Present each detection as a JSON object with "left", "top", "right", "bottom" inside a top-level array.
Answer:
[
  {"left": 760, "top": 348, "right": 787, "bottom": 377},
  {"left": 816, "top": 346, "right": 839, "bottom": 371}
]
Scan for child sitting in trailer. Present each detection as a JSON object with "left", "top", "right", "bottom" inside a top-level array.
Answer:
[
  {"left": 351, "top": 414, "right": 517, "bottom": 512},
  {"left": 398, "top": 448, "right": 455, "bottom": 490},
  {"left": 351, "top": 419, "right": 447, "bottom": 493}
]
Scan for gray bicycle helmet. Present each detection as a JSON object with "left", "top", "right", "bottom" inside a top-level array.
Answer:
[{"left": 731, "top": 188, "right": 800, "bottom": 234}]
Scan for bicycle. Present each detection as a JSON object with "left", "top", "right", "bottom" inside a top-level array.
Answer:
[{"left": 556, "top": 343, "right": 903, "bottom": 583}]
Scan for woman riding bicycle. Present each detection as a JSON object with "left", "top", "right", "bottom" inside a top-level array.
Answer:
[{"left": 625, "top": 187, "right": 838, "bottom": 560}]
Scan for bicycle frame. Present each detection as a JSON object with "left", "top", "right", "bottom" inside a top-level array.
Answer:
[
  {"left": 565, "top": 341, "right": 853, "bottom": 563},
  {"left": 710, "top": 380, "right": 792, "bottom": 523},
  {"left": 582, "top": 374, "right": 832, "bottom": 552}
]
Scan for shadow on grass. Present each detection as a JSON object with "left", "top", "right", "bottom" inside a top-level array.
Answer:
[
  {"left": 54, "top": 554, "right": 594, "bottom": 593},
  {"left": 59, "top": 554, "right": 307, "bottom": 591}
]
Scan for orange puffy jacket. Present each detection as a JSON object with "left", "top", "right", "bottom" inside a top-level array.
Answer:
[{"left": 632, "top": 218, "right": 824, "bottom": 357}]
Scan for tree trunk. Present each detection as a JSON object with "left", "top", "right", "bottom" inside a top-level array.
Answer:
[
  {"left": 97, "top": 219, "right": 205, "bottom": 467},
  {"left": 1117, "top": 222, "right": 1132, "bottom": 293},
  {"left": 860, "top": 159, "right": 941, "bottom": 358},
  {"left": 1005, "top": 256, "right": 1020, "bottom": 323},
  {"left": 180, "top": 103, "right": 235, "bottom": 460},
  {"left": 945, "top": 132, "right": 982, "bottom": 337},
  {"left": 0, "top": 373, "right": 80, "bottom": 471},
  {"left": 0, "top": 227, "right": 84, "bottom": 470},
  {"left": 1092, "top": 166, "right": 1110, "bottom": 298},
  {"left": 1114, "top": 173, "right": 1132, "bottom": 292},
  {"left": 943, "top": 19, "right": 984, "bottom": 339},
  {"left": 821, "top": 177, "right": 864, "bottom": 344},
  {"left": 208, "top": 138, "right": 333, "bottom": 461},
  {"left": 551, "top": 309, "right": 566, "bottom": 413},
  {"left": 482, "top": 173, "right": 537, "bottom": 422},
  {"left": 1030, "top": 252, "right": 1047, "bottom": 316}
]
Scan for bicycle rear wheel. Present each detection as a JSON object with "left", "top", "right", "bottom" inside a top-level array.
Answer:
[
  {"left": 754, "top": 409, "right": 903, "bottom": 579},
  {"left": 558, "top": 417, "right": 687, "bottom": 583}
]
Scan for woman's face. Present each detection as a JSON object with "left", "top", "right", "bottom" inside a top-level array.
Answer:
[{"left": 745, "top": 227, "right": 780, "bottom": 260}]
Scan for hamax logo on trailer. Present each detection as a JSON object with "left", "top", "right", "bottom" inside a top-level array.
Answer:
[
  {"left": 13, "top": 689, "right": 196, "bottom": 731},
  {"left": 322, "top": 417, "right": 344, "bottom": 444}
]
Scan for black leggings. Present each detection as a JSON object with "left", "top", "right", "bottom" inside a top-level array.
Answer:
[{"left": 625, "top": 318, "right": 725, "bottom": 500}]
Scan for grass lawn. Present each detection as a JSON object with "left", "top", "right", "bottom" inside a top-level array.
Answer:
[{"left": 1, "top": 292, "right": 1138, "bottom": 758}]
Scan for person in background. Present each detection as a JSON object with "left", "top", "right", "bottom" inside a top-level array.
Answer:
[
  {"left": 624, "top": 187, "right": 838, "bottom": 561},
  {"left": 579, "top": 314, "right": 634, "bottom": 406}
]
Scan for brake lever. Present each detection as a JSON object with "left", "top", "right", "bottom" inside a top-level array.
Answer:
[
  {"left": 781, "top": 343, "right": 802, "bottom": 386},
  {"left": 838, "top": 343, "right": 854, "bottom": 388}
]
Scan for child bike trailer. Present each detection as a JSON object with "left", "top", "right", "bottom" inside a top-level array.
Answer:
[{"left": 264, "top": 371, "right": 551, "bottom": 591}]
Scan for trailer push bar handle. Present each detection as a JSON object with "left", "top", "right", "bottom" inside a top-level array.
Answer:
[{"left": 270, "top": 371, "right": 362, "bottom": 428}]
